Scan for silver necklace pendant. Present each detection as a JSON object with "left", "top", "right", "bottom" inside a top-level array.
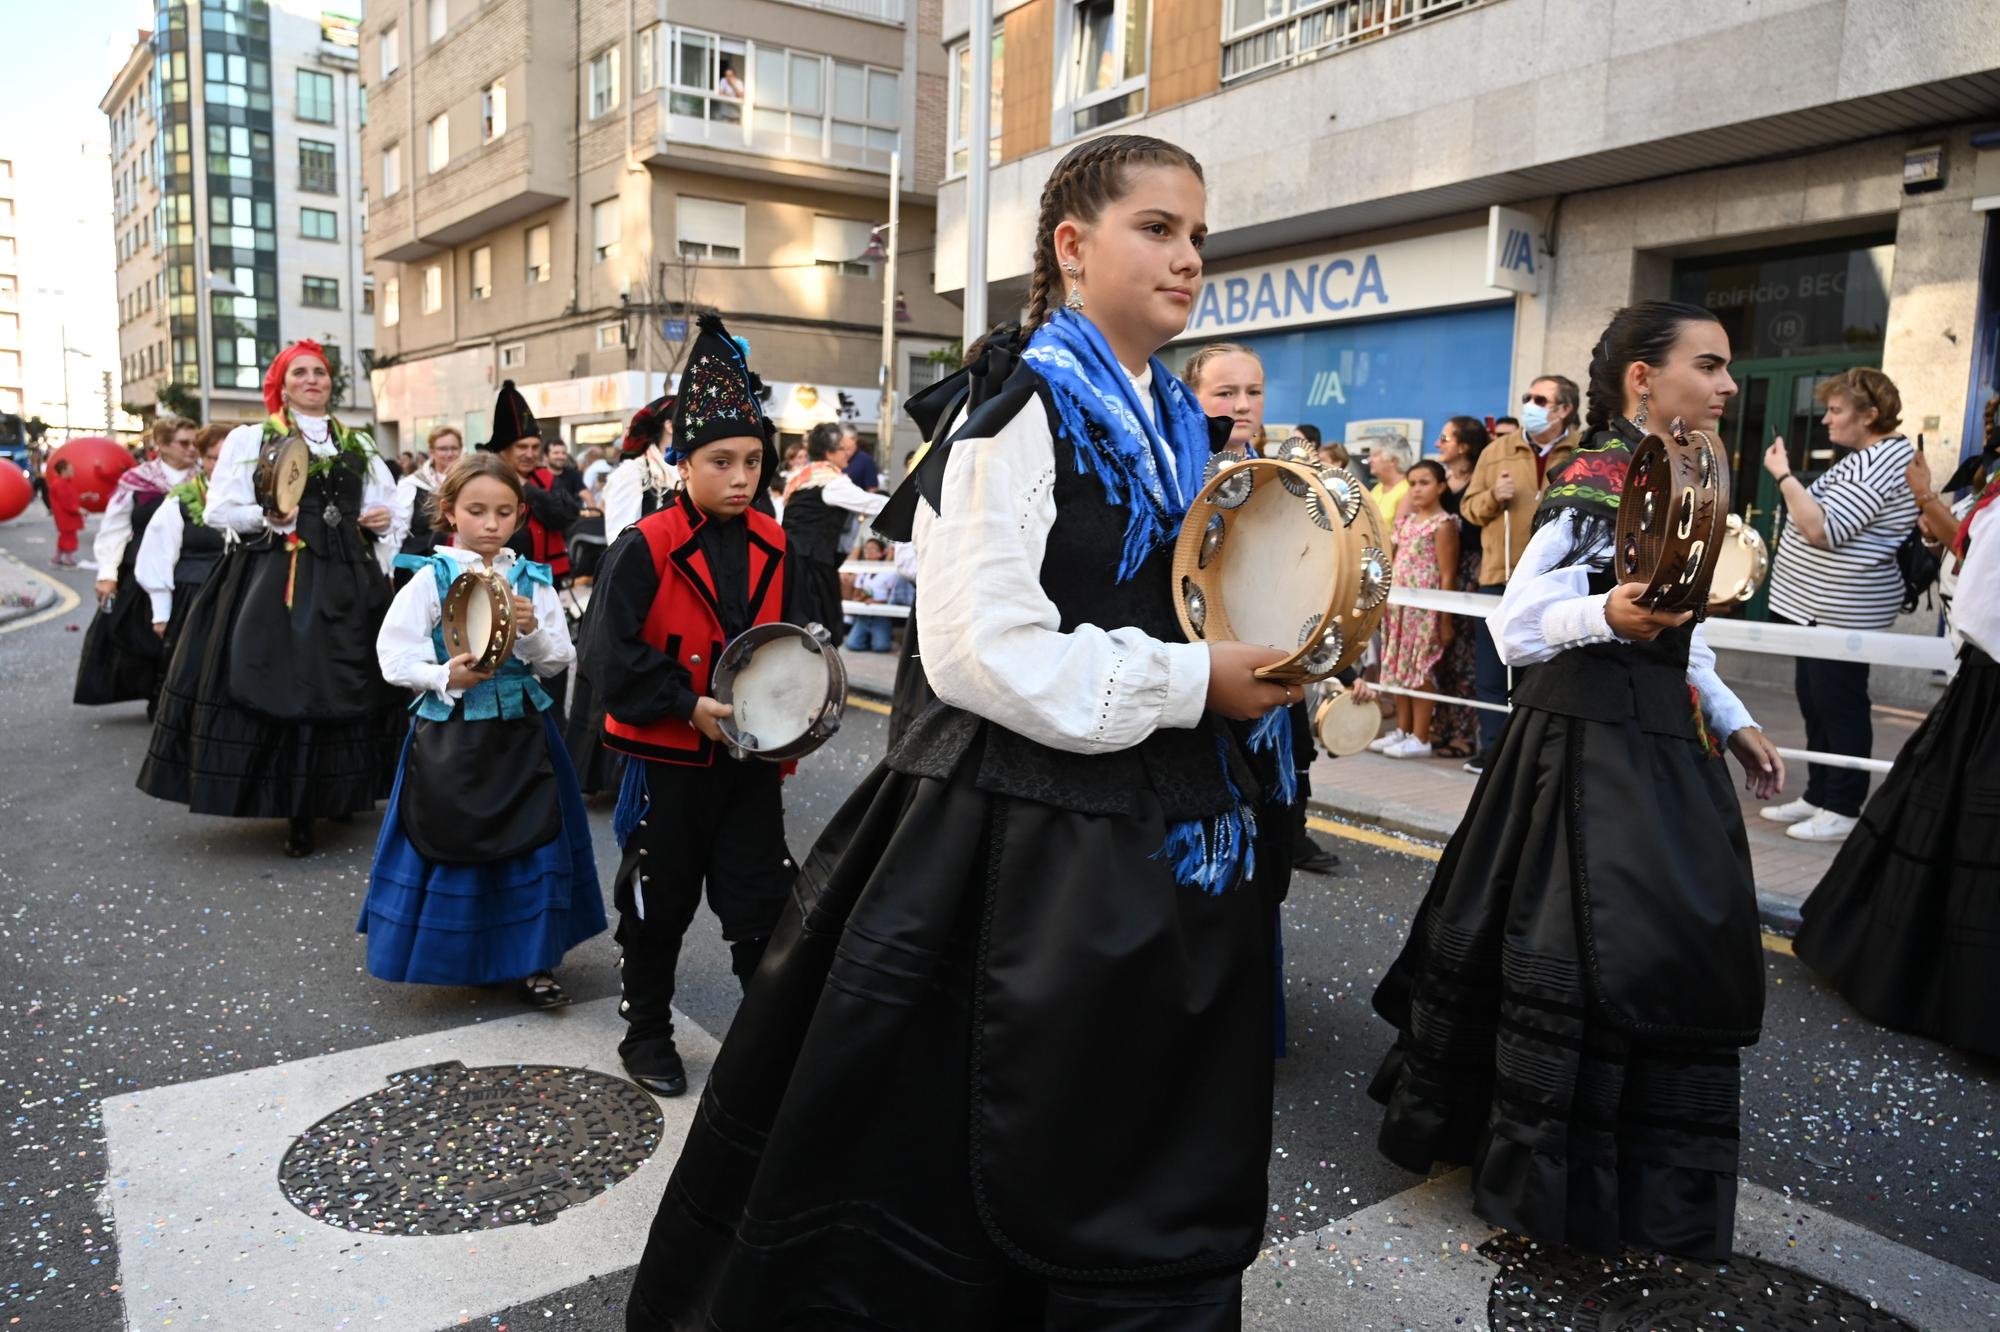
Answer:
[{"left": 322, "top": 502, "right": 343, "bottom": 526}]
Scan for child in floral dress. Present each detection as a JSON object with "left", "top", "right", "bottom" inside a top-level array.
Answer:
[{"left": 1375, "top": 460, "right": 1459, "bottom": 758}]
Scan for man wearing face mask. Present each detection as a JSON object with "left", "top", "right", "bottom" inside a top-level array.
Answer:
[{"left": 1457, "top": 374, "right": 1577, "bottom": 774}]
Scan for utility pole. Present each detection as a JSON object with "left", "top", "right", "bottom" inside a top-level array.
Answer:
[
  {"left": 964, "top": 0, "right": 994, "bottom": 345},
  {"left": 879, "top": 149, "right": 900, "bottom": 465}
]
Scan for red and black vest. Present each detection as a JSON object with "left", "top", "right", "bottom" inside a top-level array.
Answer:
[
  {"left": 602, "top": 498, "right": 786, "bottom": 766},
  {"left": 525, "top": 465, "right": 570, "bottom": 579}
]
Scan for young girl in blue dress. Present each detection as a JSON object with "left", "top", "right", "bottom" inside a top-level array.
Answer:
[{"left": 361, "top": 452, "right": 606, "bottom": 1008}]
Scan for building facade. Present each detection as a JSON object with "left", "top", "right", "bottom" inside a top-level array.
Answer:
[
  {"left": 0, "top": 155, "right": 18, "bottom": 416},
  {"left": 937, "top": 0, "right": 2000, "bottom": 567},
  {"left": 102, "top": 0, "right": 374, "bottom": 428},
  {"left": 360, "top": 0, "right": 960, "bottom": 462}
]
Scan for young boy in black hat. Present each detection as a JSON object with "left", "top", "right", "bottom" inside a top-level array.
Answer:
[{"left": 583, "top": 314, "right": 792, "bottom": 1097}]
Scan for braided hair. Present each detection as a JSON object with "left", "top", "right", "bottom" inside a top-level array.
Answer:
[
  {"left": 1579, "top": 300, "right": 1720, "bottom": 442},
  {"left": 1023, "top": 135, "right": 1206, "bottom": 335}
]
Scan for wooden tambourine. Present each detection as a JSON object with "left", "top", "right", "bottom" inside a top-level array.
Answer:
[
  {"left": 441, "top": 569, "right": 518, "bottom": 672},
  {"left": 1707, "top": 513, "right": 1770, "bottom": 610},
  {"left": 1613, "top": 417, "right": 1731, "bottom": 616},
  {"left": 254, "top": 433, "right": 312, "bottom": 516},
  {"left": 712, "top": 622, "right": 847, "bottom": 762},
  {"left": 1173, "top": 454, "right": 1362, "bottom": 685},
  {"left": 1313, "top": 684, "right": 1382, "bottom": 757}
]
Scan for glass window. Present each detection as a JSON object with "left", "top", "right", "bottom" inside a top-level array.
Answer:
[
  {"left": 302, "top": 276, "right": 340, "bottom": 308},
  {"left": 427, "top": 0, "right": 446, "bottom": 43},
  {"left": 482, "top": 81, "right": 506, "bottom": 140},
  {"left": 427, "top": 113, "right": 449, "bottom": 171},
  {"left": 812, "top": 215, "right": 874, "bottom": 277},
  {"left": 422, "top": 264, "right": 442, "bottom": 313},
  {"left": 499, "top": 341, "right": 525, "bottom": 369},
  {"left": 382, "top": 142, "right": 401, "bottom": 196},
  {"left": 1061, "top": 0, "right": 1146, "bottom": 138},
  {"left": 675, "top": 195, "right": 743, "bottom": 263},
  {"left": 380, "top": 24, "right": 399, "bottom": 78},
  {"left": 383, "top": 276, "right": 399, "bottom": 326},
  {"left": 470, "top": 245, "right": 491, "bottom": 299},
  {"left": 592, "top": 199, "right": 619, "bottom": 263},
  {"left": 526, "top": 223, "right": 551, "bottom": 282},
  {"left": 297, "top": 69, "right": 334, "bottom": 123},
  {"left": 362, "top": 274, "right": 375, "bottom": 314},
  {"left": 948, "top": 31, "right": 1003, "bottom": 174},
  {"left": 589, "top": 48, "right": 620, "bottom": 119},
  {"left": 596, "top": 321, "right": 625, "bottom": 350},
  {"left": 299, "top": 139, "right": 337, "bottom": 192},
  {"left": 301, "top": 207, "right": 337, "bottom": 240},
  {"left": 637, "top": 25, "right": 658, "bottom": 92}
]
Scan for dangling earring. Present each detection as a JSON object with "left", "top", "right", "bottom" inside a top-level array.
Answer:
[
  {"left": 1063, "top": 262, "right": 1085, "bottom": 313},
  {"left": 1633, "top": 389, "right": 1650, "bottom": 432}
]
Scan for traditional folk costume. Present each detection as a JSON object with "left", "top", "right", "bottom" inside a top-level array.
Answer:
[
  {"left": 1793, "top": 469, "right": 2000, "bottom": 1056},
  {"left": 564, "top": 396, "right": 678, "bottom": 796},
  {"left": 387, "top": 456, "right": 450, "bottom": 586},
  {"left": 358, "top": 546, "right": 605, "bottom": 989},
  {"left": 624, "top": 309, "right": 1276, "bottom": 1331},
  {"left": 74, "top": 455, "right": 193, "bottom": 706},
  {"left": 137, "top": 342, "right": 399, "bottom": 839},
  {"left": 1368, "top": 420, "right": 1764, "bottom": 1262},
  {"left": 583, "top": 318, "right": 795, "bottom": 1098},
  {"left": 779, "top": 452, "right": 887, "bottom": 632},
  {"left": 483, "top": 381, "right": 579, "bottom": 585},
  {"left": 132, "top": 471, "right": 227, "bottom": 670}
]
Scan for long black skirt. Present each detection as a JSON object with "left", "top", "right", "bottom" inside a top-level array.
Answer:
[
  {"left": 626, "top": 756, "right": 1275, "bottom": 1330},
  {"left": 1794, "top": 645, "right": 2000, "bottom": 1056},
  {"left": 73, "top": 582, "right": 162, "bottom": 706},
  {"left": 1368, "top": 706, "right": 1762, "bottom": 1262},
  {"left": 137, "top": 539, "right": 395, "bottom": 820}
]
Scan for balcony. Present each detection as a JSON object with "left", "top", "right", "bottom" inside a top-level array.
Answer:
[
  {"left": 773, "top": 0, "right": 905, "bottom": 24},
  {"left": 367, "top": 126, "right": 567, "bottom": 264},
  {"left": 1222, "top": 0, "right": 1486, "bottom": 85}
]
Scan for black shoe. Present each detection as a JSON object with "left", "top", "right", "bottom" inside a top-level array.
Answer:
[
  {"left": 1463, "top": 748, "right": 1493, "bottom": 777},
  {"left": 1293, "top": 844, "right": 1340, "bottom": 875},
  {"left": 519, "top": 971, "right": 574, "bottom": 1010},
  {"left": 284, "top": 817, "right": 315, "bottom": 858},
  {"left": 625, "top": 1049, "right": 688, "bottom": 1098}
]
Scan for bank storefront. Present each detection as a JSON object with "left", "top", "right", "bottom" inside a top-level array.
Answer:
[{"left": 1167, "top": 223, "right": 1518, "bottom": 454}]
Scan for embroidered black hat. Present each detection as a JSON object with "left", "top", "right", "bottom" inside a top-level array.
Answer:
[
  {"left": 621, "top": 394, "right": 676, "bottom": 457},
  {"left": 668, "top": 314, "right": 765, "bottom": 460},
  {"left": 481, "top": 380, "right": 542, "bottom": 452}
]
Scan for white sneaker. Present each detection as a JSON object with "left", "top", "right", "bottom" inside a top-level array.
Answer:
[
  {"left": 1759, "top": 797, "right": 1821, "bottom": 823},
  {"left": 1367, "top": 728, "right": 1406, "bottom": 754},
  {"left": 1383, "top": 734, "right": 1432, "bottom": 759},
  {"left": 1786, "top": 810, "right": 1858, "bottom": 842}
]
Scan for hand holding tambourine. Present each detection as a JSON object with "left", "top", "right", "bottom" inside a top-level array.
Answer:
[{"left": 510, "top": 593, "right": 538, "bottom": 638}]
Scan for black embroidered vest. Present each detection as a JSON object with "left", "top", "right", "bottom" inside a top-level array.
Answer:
[
  {"left": 781, "top": 484, "right": 848, "bottom": 567},
  {"left": 174, "top": 497, "right": 226, "bottom": 586},
  {"left": 1509, "top": 565, "right": 1699, "bottom": 738},
  {"left": 889, "top": 382, "right": 1247, "bottom": 821},
  {"left": 292, "top": 454, "right": 374, "bottom": 566}
]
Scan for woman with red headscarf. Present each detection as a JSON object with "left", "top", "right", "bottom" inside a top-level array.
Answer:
[{"left": 138, "top": 341, "right": 401, "bottom": 857}]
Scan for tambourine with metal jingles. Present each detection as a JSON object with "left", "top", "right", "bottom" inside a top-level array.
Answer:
[
  {"left": 1313, "top": 683, "right": 1383, "bottom": 757},
  {"left": 1613, "top": 417, "right": 1731, "bottom": 616},
  {"left": 254, "top": 432, "right": 312, "bottom": 516},
  {"left": 1171, "top": 440, "right": 1388, "bottom": 683},
  {"left": 441, "top": 568, "right": 519, "bottom": 672},
  {"left": 712, "top": 622, "right": 847, "bottom": 762},
  {"left": 1706, "top": 514, "right": 1770, "bottom": 610}
]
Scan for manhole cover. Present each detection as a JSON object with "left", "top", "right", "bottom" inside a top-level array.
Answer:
[
  {"left": 1482, "top": 1234, "right": 1917, "bottom": 1331},
  {"left": 279, "top": 1061, "right": 664, "bottom": 1235}
]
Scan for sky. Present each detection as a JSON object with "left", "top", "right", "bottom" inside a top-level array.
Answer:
[{"left": 4, "top": 0, "right": 159, "bottom": 432}]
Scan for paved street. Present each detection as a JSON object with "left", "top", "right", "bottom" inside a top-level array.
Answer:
[{"left": 2, "top": 514, "right": 1997, "bottom": 1331}]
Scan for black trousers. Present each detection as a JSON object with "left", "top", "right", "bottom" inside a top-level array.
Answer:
[
  {"left": 1472, "top": 581, "right": 1511, "bottom": 752},
  {"left": 613, "top": 756, "right": 794, "bottom": 1069},
  {"left": 1776, "top": 613, "right": 1873, "bottom": 816}
]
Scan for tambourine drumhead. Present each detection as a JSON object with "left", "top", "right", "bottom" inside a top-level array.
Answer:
[
  {"left": 1173, "top": 457, "right": 1360, "bottom": 685},
  {"left": 1315, "top": 687, "right": 1382, "bottom": 757},
  {"left": 255, "top": 434, "right": 311, "bottom": 514},
  {"left": 441, "top": 569, "right": 516, "bottom": 671},
  {"left": 1613, "top": 419, "right": 1731, "bottom": 615},
  {"left": 1706, "top": 513, "right": 1770, "bottom": 608},
  {"left": 714, "top": 623, "right": 847, "bottom": 762}
]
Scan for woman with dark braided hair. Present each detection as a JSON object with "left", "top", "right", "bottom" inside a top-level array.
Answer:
[
  {"left": 625, "top": 135, "right": 1288, "bottom": 1330},
  {"left": 1368, "top": 302, "right": 1787, "bottom": 1261}
]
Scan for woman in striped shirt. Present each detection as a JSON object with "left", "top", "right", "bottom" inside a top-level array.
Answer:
[{"left": 1760, "top": 367, "right": 1916, "bottom": 842}]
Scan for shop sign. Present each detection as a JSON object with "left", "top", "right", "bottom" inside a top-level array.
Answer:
[
  {"left": 1485, "top": 205, "right": 1544, "bottom": 296},
  {"left": 1178, "top": 227, "right": 1492, "bottom": 340}
]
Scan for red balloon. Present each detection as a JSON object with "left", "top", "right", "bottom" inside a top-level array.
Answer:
[
  {"left": 0, "top": 460, "right": 31, "bottom": 523},
  {"left": 49, "top": 437, "right": 135, "bottom": 514}
]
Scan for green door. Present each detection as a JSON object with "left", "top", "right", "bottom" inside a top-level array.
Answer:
[{"left": 1713, "top": 353, "right": 1877, "bottom": 619}]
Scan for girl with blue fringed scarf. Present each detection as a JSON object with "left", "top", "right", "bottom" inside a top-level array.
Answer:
[
  {"left": 358, "top": 453, "right": 604, "bottom": 1010},
  {"left": 621, "top": 133, "right": 1299, "bottom": 1332}
]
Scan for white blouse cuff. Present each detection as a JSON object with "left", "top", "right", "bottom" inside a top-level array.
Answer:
[
  {"left": 1543, "top": 594, "right": 1620, "bottom": 650},
  {"left": 1161, "top": 641, "right": 1212, "bottom": 730}
]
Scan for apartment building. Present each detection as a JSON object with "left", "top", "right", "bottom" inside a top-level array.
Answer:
[
  {"left": 939, "top": 0, "right": 2000, "bottom": 565},
  {"left": 0, "top": 156, "right": 17, "bottom": 416},
  {"left": 102, "top": 0, "right": 373, "bottom": 425},
  {"left": 361, "top": 0, "right": 960, "bottom": 461}
]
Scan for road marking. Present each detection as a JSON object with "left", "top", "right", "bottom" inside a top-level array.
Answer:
[
  {"left": 1762, "top": 931, "right": 1795, "bottom": 956},
  {"left": 0, "top": 560, "right": 81, "bottom": 635},
  {"left": 846, "top": 693, "right": 892, "bottom": 716},
  {"left": 1304, "top": 813, "right": 1443, "bottom": 861},
  {"left": 100, "top": 997, "right": 718, "bottom": 1331}
]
